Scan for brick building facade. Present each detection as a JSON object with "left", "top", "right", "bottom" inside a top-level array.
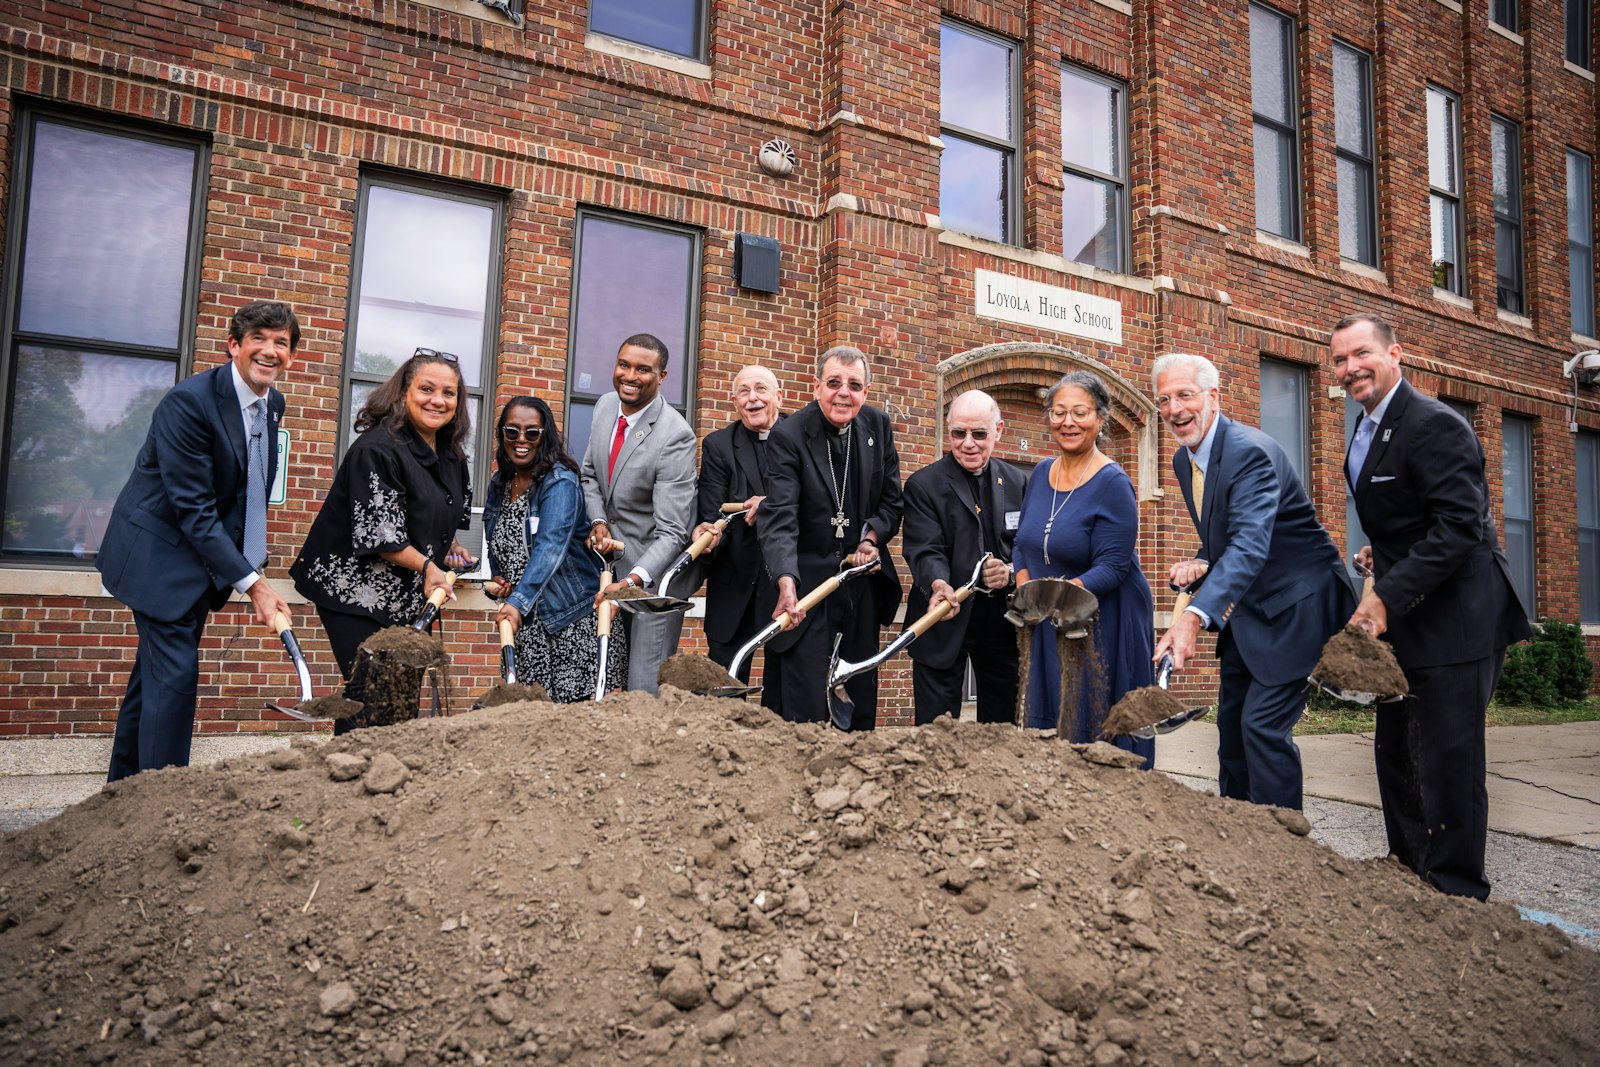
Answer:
[{"left": 0, "top": 0, "right": 1596, "bottom": 739}]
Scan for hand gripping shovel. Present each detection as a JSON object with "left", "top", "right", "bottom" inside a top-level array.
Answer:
[
  {"left": 264, "top": 612, "right": 364, "bottom": 722},
  {"left": 613, "top": 502, "right": 752, "bottom": 617},
  {"left": 592, "top": 540, "right": 625, "bottom": 701},
  {"left": 708, "top": 556, "right": 883, "bottom": 700},
  {"left": 828, "top": 553, "right": 993, "bottom": 729}
]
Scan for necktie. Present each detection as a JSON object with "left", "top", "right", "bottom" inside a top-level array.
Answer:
[
  {"left": 607, "top": 414, "right": 628, "bottom": 480},
  {"left": 244, "top": 399, "right": 268, "bottom": 570},
  {"left": 1348, "top": 417, "right": 1377, "bottom": 484},
  {"left": 1190, "top": 460, "right": 1205, "bottom": 522}
]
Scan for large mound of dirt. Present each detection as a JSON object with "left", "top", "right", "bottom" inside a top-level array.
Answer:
[{"left": 2, "top": 689, "right": 1596, "bottom": 1066}]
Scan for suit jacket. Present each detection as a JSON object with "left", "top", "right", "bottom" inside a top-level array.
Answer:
[
  {"left": 580, "top": 392, "right": 697, "bottom": 586},
  {"left": 759, "top": 401, "right": 903, "bottom": 652},
  {"left": 695, "top": 415, "right": 785, "bottom": 645},
  {"left": 1348, "top": 379, "right": 1530, "bottom": 668},
  {"left": 98, "top": 363, "right": 283, "bottom": 622},
  {"left": 901, "top": 452, "right": 1028, "bottom": 669},
  {"left": 1177, "top": 415, "right": 1355, "bottom": 686}
]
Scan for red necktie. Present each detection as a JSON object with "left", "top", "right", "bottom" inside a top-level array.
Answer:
[{"left": 608, "top": 415, "right": 628, "bottom": 479}]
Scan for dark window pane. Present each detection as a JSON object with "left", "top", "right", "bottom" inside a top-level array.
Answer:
[
  {"left": 571, "top": 215, "right": 695, "bottom": 407},
  {"left": 1338, "top": 157, "right": 1375, "bottom": 264},
  {"left": 1060, "top": 69, "right": 1120, "bottom": 176},
  {"left": 1253, "top": 123, "right": 1296, "bottom": 237},
  {"left": 1580, "top": 435, "right": 1599, "bottom": 621},
  {"left": 2, "top": 346, "right": 175, "bottom": 559},
  {"left": 591, "top": 0, "right": 701, "bottom": 59},
  {"left": 941, "top": 24, "right": 1013, "bottom": 141},
  {"left": 18, "top": 122, "right": 197, "bottom": 348},
  {"left": 1491, "top": 0, "right": 1518, "bottom": 32},
  {"left": 1062, "top": 172, "right": 1122, "bottom": 270},
  {"left": 1502, "top": 416, "right": 1535, "bottom": 616},
  {"left": 1432, "top": 194, "right": 1461, "bottom": 291},
  {"left": 1571, "top": 151, "right": 1595, "bottom": 336},
  {"left": 1492, "top": 120, "right": 1519, "bottom": 220},
  {"left": 1259, "top": 359, "right": 1308, "bottom": 483},
  {"left": 1569, "top": 0, "right": 1593, "bottom": 68},
  {"left": 940, "top": 135, "right": 1009, "bottom": 243}
]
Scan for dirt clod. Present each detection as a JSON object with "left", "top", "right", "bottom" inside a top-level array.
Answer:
[
  {"left": 291, "top": 695, "right": 364, "bottom": 720},
  {"left": 475, "top": 681, "right": 550, "bottom": 707},
  {"left": 1101, "top": 685, "right": 1186, "bottom": 737},
  {"left": 658, "top": 652, "right": 739, "bottom": 692},
  {"left": 1311, "top": 624, "right": 1410, "bottom": 698}
]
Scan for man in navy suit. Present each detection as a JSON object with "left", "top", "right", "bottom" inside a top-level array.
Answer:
[
  {"left": 98, "top": 300, "right": 299, "bottom": 781},
  {"left": 1152, "top": 352, "right": 1354, "bottom": 810},
  {"left": 1331, "top": 313, "right": 1529, "bottom": 899},
  {"left": 690, "top": 364, "right": 786, "bottom": 682}
]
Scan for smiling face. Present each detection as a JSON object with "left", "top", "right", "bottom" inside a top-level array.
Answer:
[
  {"left": 404, "top": 362, "right": 460, "bottom": 444},
  {"left": 947, "top": 392, "right": 1001, "bottom": 473},
  {"left": 614, "top": 343, "right": 666, "bottom": 415},
  {"left": 1046, "top": 385, "right": 1103, "bottom": 459},
  {"left": 500, "top": 402, "right": 543, "bottom": 473},
  {"left": 730, "top": 366, "right": 783, "bottom": 433},
  {"left": 1330, "top": 319, "right": 1403, "bottom": 414},
  {"left": 814, "top": 356, "right": 867, "bottom": 429},
  {"left": 1155, "top": 365, "right": 1220, "bottom": 452},
  {"left": 228, "top": 326, "right": 297, "bottom": 396}
]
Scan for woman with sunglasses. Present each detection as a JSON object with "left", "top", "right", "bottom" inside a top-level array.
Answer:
[
  {"left": 291, "top": 348, "right": 475, "bottom": 732},
  {"left": 1013, "top": 370, "right": 1155, "bottom": 766},
  {"left": 483, "top": 396, "right": 626, "bottom": 701}
]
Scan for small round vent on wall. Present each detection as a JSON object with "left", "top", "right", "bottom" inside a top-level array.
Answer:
[{"left": 758, "top": 138, "right": 797, "bottom": 178}]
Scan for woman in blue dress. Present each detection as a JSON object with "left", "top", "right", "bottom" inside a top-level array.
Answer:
[{"left": 1013, "top": 370, "right": 1155, "bottom": 766}]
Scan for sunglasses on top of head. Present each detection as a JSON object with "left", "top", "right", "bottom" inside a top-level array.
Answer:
[{"left": 413, "top": 347, "right": 460, "bottom": 364}]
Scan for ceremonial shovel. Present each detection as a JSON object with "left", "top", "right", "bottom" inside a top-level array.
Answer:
[
  {"left": 1307, "top": 557, "right": 1405, "bottom": 705},
  {"left": 1004, "top": 577, "right": 1100, "bottom": 637},
  {"left": 592, "top": 540, "right": 625, "bottom": 701},
  {"left": 1127, "top": 578, "right": 1214, "bottom": 739},
  {"left": 611, "top": 502, "right": 751, "bottom": 616},
  {"left": 264, "top": 612, "right": 363, "bottom": 722},
  {"left": 827, "top": 553, "right": 993, "bottom": 730}
]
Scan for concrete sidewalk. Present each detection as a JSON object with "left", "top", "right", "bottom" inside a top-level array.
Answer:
[{"left": 1155, "top": 719, "right": 1600, "bottom": 849}]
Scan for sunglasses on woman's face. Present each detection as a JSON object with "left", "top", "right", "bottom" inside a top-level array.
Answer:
[{"left": 501, "top": 425, "right": 544, "bottom": 441}]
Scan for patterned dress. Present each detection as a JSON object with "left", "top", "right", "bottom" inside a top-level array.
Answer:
[{"left": 489, "top": 487, "right": 626, "bottom": 703}]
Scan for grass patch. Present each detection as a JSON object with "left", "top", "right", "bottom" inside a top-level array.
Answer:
[{"left": 1296, "top": 693, "right": 1600, "bottom": 735}]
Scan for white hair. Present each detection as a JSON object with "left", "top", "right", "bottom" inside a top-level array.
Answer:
[{"left": 1151, "top": 352, "right": 1219, "bottom": 392}]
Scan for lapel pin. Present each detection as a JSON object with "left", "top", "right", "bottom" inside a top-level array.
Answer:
[
  {"left": 1382, "top": 429, "right": 1392, "bottom": 442},
  {"left": 867, "top": 437, "right": 874, "bottom": 447},
  {"left": 635, "top": 430, "right": 644, "bottom": 440}
]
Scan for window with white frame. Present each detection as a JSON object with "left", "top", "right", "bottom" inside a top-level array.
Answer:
[
  {"left": 1570, "top": 0, "right": 1593, "bottom": 69},
  {"left": 1060, "top": 65, "right": 1128, "bottom": 272},
  {"left": 0, "top": 110, "right": 207, "bottom": 563},
  {"left": 1251, "top": 3, "right": 1301, "bottom": 241},
  {"left": 590, "top": 0, "right": 706, "bottom": 62},
  {"left": 1429, "top": 86, "right": 1466, "bottom": 295},
  {"left": 565, "top": 211, "right": 699, "bottom": 455},
  {"left": 1334, "top": 41, "right": 1378, "bottom": 267},
  {"left": 1502, "top": 414, "right": 1536, "bottom": 618},
  {"left": 1259, "top": 358, "right": 1309, "bottom": 484},
  {"left": 940, "top": 21, "right": 1020, "bottom": 245},
  {"left": 1491, "top": 0, "right": 1518, "bottom": 34},
  {"left": 1493, "top": 116, "right": 1525, "bottom": 315},
  {"left": 1571, "top": 150, "right": 1595, "bottom": 337},
  {"left": 344, "top": 173, "right": 502, "bottom": 489},
  {"left": 1580, "top": 432, "right": 1600, "bottom": 622}
]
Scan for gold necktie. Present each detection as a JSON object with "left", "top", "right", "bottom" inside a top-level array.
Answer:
[{"left": 1191, "top": 462, "right": 1205, "bottom": 521}]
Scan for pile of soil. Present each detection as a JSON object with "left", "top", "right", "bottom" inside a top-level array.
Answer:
[
  {"left": 1101, "top": 686, "right": 1186, "bottom": 738},
  {"left": 659, "top": 652, "right": 741, "bottom": 692},
  {"left": 3, "top": 691, "right": 1596, "bottom": 1067},
  {"left": 358, "top": 627, "right": 451, "bottom": 670},
  {"left": 475, "top": 682, "right": 551, "bottom": 708},
  {"left": 1311, "top": 625, "right": 1411, "bottom": 699}
]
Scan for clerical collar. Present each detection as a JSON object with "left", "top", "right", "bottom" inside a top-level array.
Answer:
[
  {"left": 833, "top": 422, "right": 851, "bottom": 437},
  {"left": 964, "top": 462, "right": 989, "bottom": 479},
  {"left": 757, "top": 430, "right": 770, "bottom": 441}
]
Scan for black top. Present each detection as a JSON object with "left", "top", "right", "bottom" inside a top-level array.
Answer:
[{"left": 291, "top": 422, "right": 471, "bottom": 626}]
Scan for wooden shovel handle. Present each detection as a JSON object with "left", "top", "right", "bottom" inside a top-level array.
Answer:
[
  {"left": 425, "top": 570, "right": 458, "bottom": 610},
  {"left": 271, "top": 611, "right": 292, "bottom": 636},
  {"left": 597, "top": 567, "right": 616, "bottom": 637},
  {"left": 1173, "top": 589, "right": 1194, "bottom": 616},
  {"left": 686, "top": 524, "right": 720, "bottom": 560},
  {"left": 498, "top": 618, "right": 515, "bottom": 647},
  {"left": 720, "top": 501, "right": 748, "bottom": 513},
  {"left": 772, "top": 573, "right": 846, "bottom": 631},
  {"left": 906, "top": 583, "right": 977, "bottom": 639}
]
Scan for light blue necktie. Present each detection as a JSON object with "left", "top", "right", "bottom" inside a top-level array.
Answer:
[
  {"left": 244, "top": 399, "right": 268, "bottom": 570},
  {"left": 1347, "top": 417, "right": 1376, "bottom": 485}
]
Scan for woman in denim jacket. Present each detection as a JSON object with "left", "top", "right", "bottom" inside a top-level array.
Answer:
[{"left": 484, "top": 396, "right": 627, "bottom": 701}]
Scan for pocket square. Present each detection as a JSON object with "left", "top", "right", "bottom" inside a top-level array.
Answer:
[{"left": 1370, "top": 475, "right": 1396, "bottom": 483}]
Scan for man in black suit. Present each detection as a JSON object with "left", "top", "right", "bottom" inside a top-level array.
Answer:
[
  {"left": 691, "top": 364, "right": 787, "bottom": 682},
  {"left": 1331, "top": 313, "right": 1530, "bottom": 900},
  {"left": 97, "top": 301, "right": 299, "bottom": 781},
  {"left": 901, "top": 389, "right": 1026, "bottom": 724},
  {"left": 759, "top": 346, "right": 902, "bottom": 728}
]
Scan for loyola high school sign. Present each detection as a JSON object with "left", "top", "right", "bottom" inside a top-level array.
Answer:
[{"left": 973, "top": 268, "right": 1122, "bottom": 345}]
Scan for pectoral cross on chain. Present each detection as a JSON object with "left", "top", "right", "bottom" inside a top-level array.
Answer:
[{"left": 830, "top": 511, "right": 849, "bottom": 539}]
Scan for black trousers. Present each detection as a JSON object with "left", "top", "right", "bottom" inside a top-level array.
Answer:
[
  {"left": 764, "top": 582, "right": 879, "bottom": 730},
  {"left": 1375, "top": 651, "right": 1504, "bottom": 901},
  {"left": 707, "top": 593, "right": 762, "bottom": 685},
  {"left": 911, "top": 596, "right": 1018, "bottom": 725}
]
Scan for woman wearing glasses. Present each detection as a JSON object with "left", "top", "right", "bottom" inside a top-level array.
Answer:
[
  {"left": 482, "top": 396, "right": 625, "bottom": 701},
  {"left": 291, "top": 348, "right": 474, "bottom": 732},
  {"left": 1013, "top": 370, "right": 1155, "bottom": 766}
]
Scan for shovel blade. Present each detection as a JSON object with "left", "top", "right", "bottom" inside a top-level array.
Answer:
[
  {"left": 826, "top": 634, "right": 854, "bottom": 730},
  {"left": 1307, "top": 674, "right": 1404, "bottom": 706},
  {"left": 612, "top": 594, "right": 694, "bottom": 615}
]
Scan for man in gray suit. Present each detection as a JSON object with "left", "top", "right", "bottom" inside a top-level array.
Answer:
[{"left": 582, "top": 333, "right": 697, "bottom": 695}]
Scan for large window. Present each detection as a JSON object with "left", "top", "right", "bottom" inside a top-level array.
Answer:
[
  {"left": 1251, "top": 3, "right": 1301, "bottom": 241},
  {"left": 590, "top": 0, "right": 705, "bottom": 62},
  {"left": 1060, "top": 65, "right": 1128, "bottom": 272},
  {"left": 566, "top": 211, "right": 699, "bottom": 454},
  {"left": 1334, "top": 41, "right": 1378, "bottom": 267},
  {"left": 1492, "top": 116, "right": 1525, "bottom": 315},
  {"left": 1580, "top": 432, "right": 1600, "bottom": 622},
  {"left": 1502, "top": 414, "right": 1536, "bottom": 618},
  {"left": 1491, "top": 0, "right": 1518, "bottom": 33},
  {"left": 1429, "top": 86, "right": 1466, "bottom": 295},
  {"left": 1570, "top": 0, "right": 1593, "bottom": 69},
  {"left": 1571, "top": 150, "right": 1595, "bottom": 337},
  {"left": 344, "top": 174, "right": 502, "bottom": 488},
  {"left": 0, "top": 111, "right": 207, "bottom": 563},
  {"left": 940, "top": 21, "right": 1019, "bottom": 245},
  {"left": 1259, "top": 358, "right": 1309, "bottom": 484}
]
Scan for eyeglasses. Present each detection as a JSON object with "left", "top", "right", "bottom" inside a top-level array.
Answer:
[
  {"left": 1048, "top": 407, "right": 1096, "bottom": 424},
  {"left": 501, "top": 425, "right": 544, "bottom": 441},
  {"left": 414, "top": 347, "right": 460, "bottom": 364},
  {"left": 1155, "top": 389, "right": 1201, "bottom": 410},
  {"left": 949, "top": 427, "right": 991, "bottom": 441}
]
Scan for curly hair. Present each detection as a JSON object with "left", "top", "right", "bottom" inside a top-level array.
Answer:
[{"left": 355, "top": 350, "right": 472, "bottom": 458}]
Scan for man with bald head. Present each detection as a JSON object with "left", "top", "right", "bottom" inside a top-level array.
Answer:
[
  {"left": 692, "top": 365, "right": 787, "bottom": 681},
  {"left": 901, "top": 390, "right": 1028, "bottom": 724}
]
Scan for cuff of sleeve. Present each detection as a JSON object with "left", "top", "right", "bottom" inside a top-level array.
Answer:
[
  {"left": 1183, "top": 604, "right": 1211, "bottom": 629},
  {"left": 629, "top": 567, "right": 652, "bottom": 587},
  {"left": 508, "top": 591, "right": 533, "bottom": 615},
  {"left": 233, "top": 571, "right": 261, "bottom": 595}
]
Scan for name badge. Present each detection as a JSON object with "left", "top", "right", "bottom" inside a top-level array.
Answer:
[
  {"left": 1005, "top": 510, "right": 1021, "bottom": 531},
  {"left": 525, "top": 515, "right": 541, "bottom": 539}
]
